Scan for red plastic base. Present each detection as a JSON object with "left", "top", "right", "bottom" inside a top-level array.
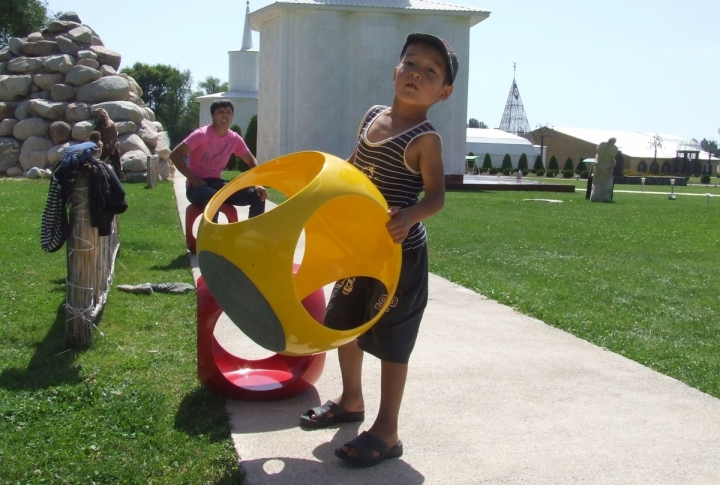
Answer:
[
  {"left": 185, "top": 203, "right": 238, "bottom": 254},
  {"left": 197, "top": 274, "right": 326, "bottom": 401}
]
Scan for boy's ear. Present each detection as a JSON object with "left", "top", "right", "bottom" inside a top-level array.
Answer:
[
  {"left": 438, "top": 84, "right": 453, "bottom": 101},
  {"left": 392, "top": 67, "right": 398, "bottom": 84}
]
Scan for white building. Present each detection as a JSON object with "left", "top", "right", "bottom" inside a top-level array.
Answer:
[
  {"left": 249, "top": 0, "right": 490, "bottom": 179},
  {"left": 466, "top": 128, "right": 541, "bottom": 168},
  {"left": 196, "top": 2, "right": 259, "bottom": 134}
]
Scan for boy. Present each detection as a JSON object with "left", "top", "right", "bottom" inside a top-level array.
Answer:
[
  {"left": 170, "top": 99, "right": 267, "bottom": 217},
  {"left": 299, "top": 32, "right": 457, "bottom": 467}
]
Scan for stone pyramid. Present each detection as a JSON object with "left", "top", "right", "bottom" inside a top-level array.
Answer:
[{"left": 0, "top": 11, "right": 174, "bottom": 180}]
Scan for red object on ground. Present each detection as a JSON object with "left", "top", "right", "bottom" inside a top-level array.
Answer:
[
  {"left": 196, "top": 273, "right": 326, "bottom": 401},
  {"left": 185, "top": 203, "right": 238, "bottom": 254}
]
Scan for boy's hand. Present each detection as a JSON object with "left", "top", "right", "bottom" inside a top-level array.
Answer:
[
  {"left": 255, "top": 186, "right": 268, "bottom": 201},
  {"left": 190, "top": 176, "right": 207, "bottom": 188},
  {"left": 386, "top": 207, "right": 412, "bottom": 244}
]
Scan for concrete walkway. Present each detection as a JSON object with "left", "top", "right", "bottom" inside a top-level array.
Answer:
[{"left": 173, "top": 172, "right": 720, "bottom": 484}]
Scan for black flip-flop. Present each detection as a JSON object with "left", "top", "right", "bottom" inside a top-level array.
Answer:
[
  {"left": 299, "top": 400, "right": 365, "bottom": 429},
  {"left": 335, "top": 431, "right": 403, "bottom": 468}
]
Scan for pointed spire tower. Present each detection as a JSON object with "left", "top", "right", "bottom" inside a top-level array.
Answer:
[
  {"left": 197, "top": 1, "right": 259, "bottom": 130},
  {"left": 498, "top": 63, "right": 531, "bottom": 136}
]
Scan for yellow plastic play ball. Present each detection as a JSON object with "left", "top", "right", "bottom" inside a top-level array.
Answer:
[{"left": 196, "top": 151, "right": 402, "bottom": 356}]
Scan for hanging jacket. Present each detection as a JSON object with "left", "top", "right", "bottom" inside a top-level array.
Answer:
[{"left": 40, "top": 148, "right": 128, "bottom": 252}]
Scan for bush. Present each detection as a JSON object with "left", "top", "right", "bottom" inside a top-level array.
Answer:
[
  {"left": 533, "top": 155, "right": 544, "bottom": 171},
  {"left": 562, "top": 169, "right": 574, "bottom": 178},
  {"left": 580, "top": 170, "right": 589, "bottom": 179},
  {"left": 701, "top": 174, "right": 711, "bottom": 184},
  {"left": 468, "top": 151, "right": 475, "bottom": 156},
  {"left": 521, "top": 169, "right": 528, "bottom": 176},
  {"left": 489, "top": 167, "right": 499, "bottom": 175},
  {"left": 563, "top": 157, "right": 574, "bottom": 172},
  {"left": 530, "top": 168, "right": 537, "bottom": 174},
  {"left": 546, "top": 169, "right": 557, "bottom": 178},
  {"left": 536, "top": 169, "right": 545, "bottom": 177},
  {"left": 479, "top": 167, "right": 487, "bottom": 174},
  {"left": 502, "top": 168, "right": 512, "bottom": 176},
  {"left": 576, "top": 159, "right": 587, "bottom": 173},
  {"left": 518, "top": 153, "right": 528, "bottom": 171},
  {"left": 225, "top": 124, "right": 248, "bottom": 171},
  {"left": 548, "top": 155, "right": 559, "bottom": 171},
  {"left": 482, "top": 153, "right": 493, "bottom": 170},
  {"left": 501, "top": 154, "right": 512, "bottom": 171},
  {"left": 245, "top": 115, "right": 257, "bottom": 156}
]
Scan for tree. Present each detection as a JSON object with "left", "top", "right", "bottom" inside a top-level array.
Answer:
[
  {"left": 647, "top": 134, "right": 663, "bottom": 167},
  {"left": 533, "top": 155, "right": 544, "bottom": 170},
  {"left": 576, "top": 159, "right": 587, "bottom": 174},
  {"left": 120, "top": 63, "right": 196, "bottom": 145},
  {"left": 482, "top": 153, "right": 493, "bottom": 170},
  {"left": 701, "top": 138, "right": 719, "bottom": 157},
  {"left": 198, "top": 76, "right": 229, "bottom": 96},
  {"left": 245, "top": 115, "right": 257, "bottom": 157},
  {"left": 468, "top": 118, "right": 487, "bottom": 129},
  {"left": 532, "top": 123, "right": 554, "bottom": 169},
  {"left": 518, "top": 153, "right": 528, "bottom": 171},
  {"left": 501, "top": 153, "right": 512, "bottom": 170},
  {"left": 548, "top": 155, "right": 559, "bottom": 171},
  {"left": 226, "top": 124, "right": 249, "bottom": 171},
  {"left": 0, "top": 0, "right": 55, "bottom": 48},
  {"left": 563, "top": 157, "right": 574, "bottom": 171}
]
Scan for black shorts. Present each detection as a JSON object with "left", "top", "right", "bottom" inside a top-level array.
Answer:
[{"left": 324, "top": 243, "right": 428, "bottom": 364}]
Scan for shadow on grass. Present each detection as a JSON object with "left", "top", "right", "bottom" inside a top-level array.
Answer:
[
  {"left": 174, "top": 386, "right": 231, "bottom": 442},
  {"left": 152, "top": 254, "right": 191, "bottom": 271},
  {"left": 0, "top": 303, "right": 83, "bottom": 391}
]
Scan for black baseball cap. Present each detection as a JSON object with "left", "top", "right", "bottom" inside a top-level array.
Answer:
[{"left": 401, "top": 32, "right": 458, "bottom": 85}]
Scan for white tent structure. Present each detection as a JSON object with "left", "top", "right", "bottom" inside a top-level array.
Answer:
[{"left": 466, "top": 128, "right": 540, "bottom": 168}]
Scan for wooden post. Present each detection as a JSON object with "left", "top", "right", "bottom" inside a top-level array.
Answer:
[
  {"left": 65, "top": 171, "right": 98, "bottom": 349},
  {"left": 146, "top": 155, "right": 159, "bottom": 188}
]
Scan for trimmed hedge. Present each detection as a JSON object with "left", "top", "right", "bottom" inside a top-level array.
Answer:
[{"left": 563, "top": 157, "right": 574, "bottom": 172}]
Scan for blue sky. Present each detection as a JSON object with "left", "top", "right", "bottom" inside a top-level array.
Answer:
[{"left": 48, "top": 0, "right": 719, "bottom": 141}]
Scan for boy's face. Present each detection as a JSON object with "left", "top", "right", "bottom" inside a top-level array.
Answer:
[
  {"left": 394, "top": 42, "right": 453, "bottom": 107},
  {"left": 211, "top": 107, "right": 234, "bottom": 130}
]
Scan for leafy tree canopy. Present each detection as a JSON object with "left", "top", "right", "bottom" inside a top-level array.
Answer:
[
  {"left": 198, "top": 76, "right": 229, "bottom": 96},
  {"left": 0, "top": 0, "right": 55, "bottom": 48},
  {"left": 121, "top": 63, "right": 196, "bottom": 145},
  {"left": 468, "top": 118, "right": 488, "bottom": 129}
]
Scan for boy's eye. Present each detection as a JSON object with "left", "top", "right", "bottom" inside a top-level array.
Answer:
[
  {"left": 404, "top": 61, "right": 414, "bottom": 66},
  {"left": 427, "top": 68, "right": 436, "bottom": 74}
]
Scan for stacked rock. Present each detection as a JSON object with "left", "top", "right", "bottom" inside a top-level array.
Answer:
[{"left": 0, "top": 11, "right": 175, "bottom": 181}]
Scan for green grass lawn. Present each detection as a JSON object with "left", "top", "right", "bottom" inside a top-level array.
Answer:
[
  {"left": 0, "top": 179, "right": 242, "bottom": 484},
  {"left": 426, "top": 189, "right": 720, "bottom": 398}
]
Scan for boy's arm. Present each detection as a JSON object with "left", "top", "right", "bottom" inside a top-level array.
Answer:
[
  {"left": 170, "top": 142, "right": 206, "bottom": 188},
  {"left": 237, "top": 151, "right": 267, "bottom": 201},
  {"left": 386, "top": 134, "right": 445, "bottom": 244}
]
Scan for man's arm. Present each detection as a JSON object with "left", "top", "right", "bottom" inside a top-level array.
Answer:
[
  {"left": 237, "top": 151, "right": 267, "bottom": 201},
  {"left": 385, "top": 134, "right": 445, "bottom": 244},
  {"left": 170, "top": 142, "right": 206, "bottom": 188}
]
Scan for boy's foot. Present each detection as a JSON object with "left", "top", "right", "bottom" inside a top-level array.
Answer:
[
  {"left": 299, "top": 400, "right": 364, "bottom": 428},
  {"left": 335, "top": 431, "right": 403, "bottom": 468}
]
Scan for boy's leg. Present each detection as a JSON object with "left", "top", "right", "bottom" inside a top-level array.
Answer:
[
  {"left": 306, "top": 340, "right": 365, "bottom": 422},
  {"left": 341, "top": 360, "right": 407, "bottom": 458},
  {"left": 186, "top": 184, "right": 218, "bottom": 207},
  {"left": 225, "top": 187, "right": 266, "bottom": 218}
]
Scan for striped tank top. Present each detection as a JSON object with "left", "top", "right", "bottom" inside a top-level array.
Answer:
[{"left": 354, "top": 105, "right": 439, "bottom": 251}]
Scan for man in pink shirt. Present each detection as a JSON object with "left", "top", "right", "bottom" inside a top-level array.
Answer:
[{"left": 170, "top": 100, "right": 267, "bottom": 218}]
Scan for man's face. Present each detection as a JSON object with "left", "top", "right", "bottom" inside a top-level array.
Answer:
[{"left": 211, "top": 107, "right": 234, "bottom": 129}]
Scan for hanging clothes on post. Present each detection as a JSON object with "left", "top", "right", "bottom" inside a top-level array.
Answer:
[{"left": 40, "top": 144, "right": 128, "bottom": 253}]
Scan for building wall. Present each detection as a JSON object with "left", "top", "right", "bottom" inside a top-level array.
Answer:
[
  {"left": 254, "top": 8, "right": 471, "bottom": 175},
  {"left": 543, "top": 131, "right": 596, "bottom": 170}
]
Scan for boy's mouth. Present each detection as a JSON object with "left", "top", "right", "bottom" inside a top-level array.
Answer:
[{"left": 405, "top": 82, "right": 418, "bottom": 90}]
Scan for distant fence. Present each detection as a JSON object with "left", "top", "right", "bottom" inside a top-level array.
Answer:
[{"left": 65, "top": 171, "right": 119, "bottom": 350}]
